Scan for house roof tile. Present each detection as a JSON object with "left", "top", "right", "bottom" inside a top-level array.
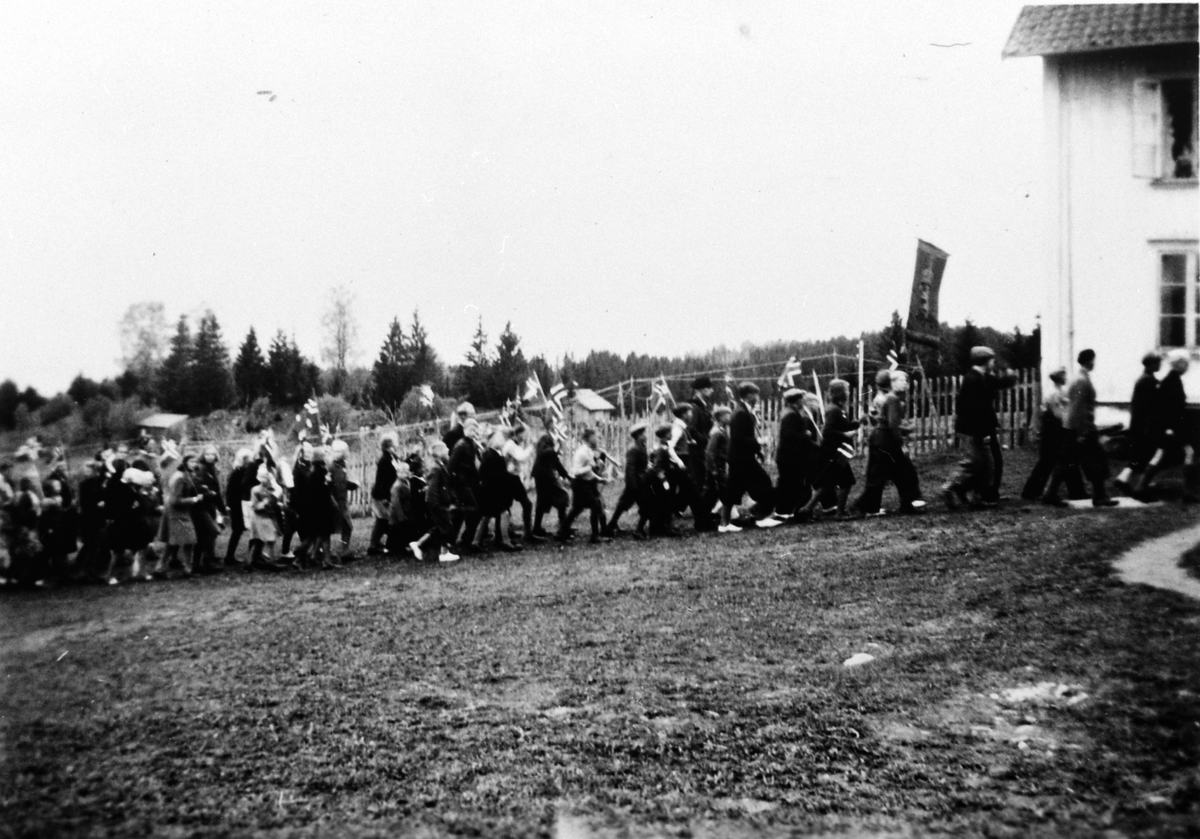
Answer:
[{"left": 1003, "top": 4, "right": 1198, "bottom": 58}]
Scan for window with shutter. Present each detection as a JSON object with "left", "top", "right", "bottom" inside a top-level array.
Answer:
[
  {"left": 1134, "top": 78, "right": 1199, "bottom": 180},
  {"left": 1133, "top": 80, "right": 1163, "bottom": 179}
]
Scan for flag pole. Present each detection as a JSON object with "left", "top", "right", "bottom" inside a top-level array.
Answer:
[{"left": 857, "top": 338, "right": 866, "bottom": 452}]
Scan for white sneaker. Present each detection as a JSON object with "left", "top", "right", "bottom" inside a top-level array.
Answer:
[
  {"left": 409, "top": 541, "right": 424, "bottom": 561},
  {"left": 756, "top": 517, "right": 783, "bottom": 529},
  {"left": 439, "top": 551, "right": 460, "bottom": 563},
  {"left": 865, "top": 510, "right": 887, "bottom": 518},
  {"left": 910, "top": 499, "right": 927, "bottom": 509},
  {"left": 718, "top": 524, "right": 743, "bottom": 534}
]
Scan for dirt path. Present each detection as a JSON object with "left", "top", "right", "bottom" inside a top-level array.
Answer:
[{"left": 1113, "top": 520, "right": 1200, "bottom": 601}]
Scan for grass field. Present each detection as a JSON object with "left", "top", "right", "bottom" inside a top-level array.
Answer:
[{"left": 3, "top": 450, "right": 1200, "bottom": 838}]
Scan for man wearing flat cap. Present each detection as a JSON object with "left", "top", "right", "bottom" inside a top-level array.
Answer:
[
  {"left": 687, "top": 376, "right": 716, "bottom": 530},
  {"left": 775, "top": 387, "right": 820, "bottom": 518},
  {"left": 942, "top": 346, "right": 1017, "bottom": 509}
]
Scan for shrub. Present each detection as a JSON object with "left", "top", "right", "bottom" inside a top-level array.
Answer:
[
  {"left": 316, "top": 395, "right": 354, "bottom": 435},
  {"left": 38, "top": 394, "right": 76, "bottom": 426},
  {"left": 244, "top": 397, "right": 276, "bottom": 433},
  {"left": 81, "top": 396, "right": 114, "bottom": 435}
]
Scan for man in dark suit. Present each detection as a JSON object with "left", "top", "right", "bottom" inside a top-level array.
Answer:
[
  {"left": 1043, "top": 349, "right": 1118, "bottom": 507},
  {"left": 774, "top": 388, "right": 820, "bottom": 518},
  {"left": 727, "top": 382, "right": 782, "bottom": 527},
  {"left": 1134, "top": 349, "right": 1195, "bottom": 500},
  {"left": 941, "top": 346, "right": 1016, "bottom": 508},
  {"left": 1115, "top": 353, "right": 1162, "bottom": 494}
]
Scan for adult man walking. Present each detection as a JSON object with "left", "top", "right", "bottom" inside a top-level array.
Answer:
[
  {"left": 1115, "top": 353, "right": 1163, "bottom": 495},
  {"left": 727, "top": 382, "right": 782, "bottom": 527},
  {"left": 1133, "top": 349, "right": 1196, "bottom": 500},
  {"left": 1043, "top": 349, "right": 1118, "bottom": 508},
  {"left": 942, "top": 346, "right": 1016, "bottom": 508}
]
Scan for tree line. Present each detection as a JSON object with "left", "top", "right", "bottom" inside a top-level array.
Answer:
[{"left": 0, "top": 284, "right": 1039, "bottom": 440}]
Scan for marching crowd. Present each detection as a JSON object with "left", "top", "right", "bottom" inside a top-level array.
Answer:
[{"left": 0, "top": 345, "right": 1193, "bottom": 584}]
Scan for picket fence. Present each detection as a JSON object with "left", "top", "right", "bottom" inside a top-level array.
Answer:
[
  {"left": 35, "top": 369, "right": 1041, "bottom": 517},
  {"left": 326, "top": 368, "right": 1041, "bottom": 515}
]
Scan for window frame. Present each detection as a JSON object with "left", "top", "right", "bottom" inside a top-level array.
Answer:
[{"left": 1154, "top": 243, "right": 1200, "bottom": 350}]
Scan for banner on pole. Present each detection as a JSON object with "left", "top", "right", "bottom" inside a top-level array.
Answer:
[{"left": 905, "top": 239, "right": 948, "bottom": 348}]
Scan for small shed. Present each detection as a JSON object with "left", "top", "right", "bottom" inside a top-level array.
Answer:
[
  {"left": 525, "top": 388, "right": 617, "bottom": 425},
  {"left": 137, "top": 413, "right": 189, "bottom": 438}
]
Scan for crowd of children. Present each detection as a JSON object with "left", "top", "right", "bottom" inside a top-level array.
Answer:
[{"left": 1, "top": 346, "right": 1192, "bottom": 584}]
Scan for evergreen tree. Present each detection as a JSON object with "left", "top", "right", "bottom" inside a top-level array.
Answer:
[
  {"left": 408, "top": 308, "right": 442, "bottom": 388},
  {"left": 953, "top": 319, "right": 984, "bottom": 374},
  {"left": 233, "top": 326, "right": 268, "bottom": 407},
  {"left": 67, "top": 374, "right": 101, "bottom": 405},
  {"left": 461, "top": 317, "right": 492, "bottom": 406},
  {"left": 492, "top": 321, "right": 527, "bottom": 405},
  {"left": 157, "top": 315, "right": 195, "bottom": 414},
  {"left": 0, "top": 380, "right": 19, "bottom": 429},
  {"left": 266, "top": 331, "right": 320, "bottom": 407},
  {"left": 372, "top": 318, "right": 410, "bottom": 410},
  {"left": 876, "top": 310, "right": 907, "bottom": 366},
  {"left": 192, "top": 311, "right": 234, "bottom": 414}
]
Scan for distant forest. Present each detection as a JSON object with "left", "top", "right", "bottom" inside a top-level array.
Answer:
[{"left": 0, "top": 290, "right": 1038, "bottom": 444}]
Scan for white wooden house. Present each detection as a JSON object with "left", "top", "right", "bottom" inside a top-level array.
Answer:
[{"left": 1004, "top": 4, "right": 1198, "bottom": 411}]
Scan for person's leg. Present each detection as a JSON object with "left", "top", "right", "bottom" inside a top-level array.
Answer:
[
  {"left": 559, "top": 483, "right": 586, "bottom": 538},
  {"left": 512, "top": 479, "right": 533, "bottom": 540},
  {"left": 280, "top": 508, "right": 297, "bottom": 557},
  {"left": 745, "top": 462, "right": 773, "bottom": 520},
  {"left": 1043, "top": 435, "right": 1081, "bottom": 505},
  {"left": 988, "top": 434, "right": 1004, "bottom": 501},
  {"left": 368, "top": 515, "right": 388, "bottom": 554},
  {"left": 338, "top": 512, "right": 354, "bottom": 560},
  {"left": 533, "top": 493, "right": 549, "bottom": 537},
  {"left": 224, "top": 523, "right": 245, "bottom": 565},
  {"left": 606, "top": 487, "right": 637, "bottom": 534},
  {"left": 1022, "top": 429, "right": 1059, "bottom": 500},
  {"left": 1081, "top": 432, "right": 1114, "bottom": 503}
]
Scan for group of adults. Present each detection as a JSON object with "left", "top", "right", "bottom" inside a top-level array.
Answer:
[{"left": 1, "top": 344, "right": 1193, "bottom": 582}]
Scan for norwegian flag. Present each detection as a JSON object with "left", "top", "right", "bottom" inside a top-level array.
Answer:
[
  {"left": 418, "top": 384, "right": 436, "bottom": 409},
  {"left": 811, "top": 369, "right": 826, "bottom": 416},
  {"left": 651, "top": 374, "right": 674, "bottom": 413},
  {"left": 499, "top": 396, "right": 519, "bottom": 427},
  {"left": 294, "top": 397, "right": 329, "bottom": 442},
  {"left": 522, "top": 374, "right": 544, "bottom": 404},
  {"left": 777, "top": 356, "right": 802, "bottom": 388},
  {"left": 547, "top": 379, "right": 568, "bottom": 419}
]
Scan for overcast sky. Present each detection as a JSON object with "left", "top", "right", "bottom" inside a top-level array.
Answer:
[{"left": 0, "top": 1, "right": 1049, "bottom": 393}]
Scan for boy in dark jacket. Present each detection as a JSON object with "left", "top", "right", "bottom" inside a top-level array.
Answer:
[
  {"left": 604, "top": 421, "right": 649, "bottom": 536},
  {"left": 531, "top": 420, "right": 570, "bottom": 539}
]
